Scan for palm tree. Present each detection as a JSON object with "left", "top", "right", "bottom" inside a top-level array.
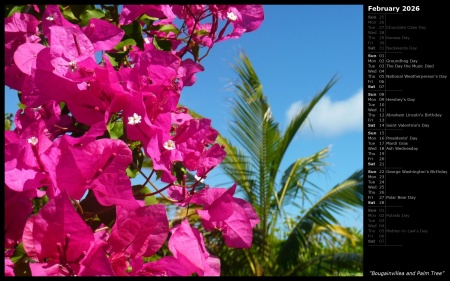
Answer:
[{"left": 189, "top": 50, "right": 363, "bottom": 276}]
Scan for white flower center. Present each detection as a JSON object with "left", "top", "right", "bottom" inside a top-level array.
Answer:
[
  {"left": 163, "top": 140, "right": 176, "bottom": 150},
  {"left": 227, "top": 12, "right": 238, "bottom": 21},
  {"left": 27, "top": 137, "right": 39, "bottom": 146},
  {"left": 128, "top": 113, "right": 142, "bottom": 125}
]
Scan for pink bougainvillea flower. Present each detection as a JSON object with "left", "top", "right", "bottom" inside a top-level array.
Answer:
[
  {"left": 177, "top": 59, "right": 205, "bottom": 89},
  {"left": 119, "top": 5, "right": 176, "bottom": 26},
  {"left": 4, "top": 187, "right": 34, "bottom": 249},
  {"left": 215, "top": 5, "right": 264, "bottom": 42},
  {"left": 38, "top": 122, "right": 109, "bottom": 200},
  {"left": 167, "top": 185, "right": 191, "bottom": 206},
  {"left": 63, "top": 82, "right": 113, "bottom": 126},
  {"left": 108, "top": 252, "right": 132, "bottom": 276},
  {"left": 47, "top": 25, "right": 96, "bottom": 79},
  {"left": 173, "top": 118, "right": 225, "bottom": 175},
  {"left": 78, "top": 236, "right": 115, "bottom": 276},
  {"left": 171, "top": 5, "right": 207, "bottom": 20},
  {"left": 38, "top": 121, "right": 139, "bottom": 209},
  {"left": 105, "top": 204, "right": 168, "bottom": 259},
  {"left": 23, "top": 191, "right": 95, "bottom": 276},
  {"left": 143, "top": 112, "right": 183, "bottom": 183},
  {"left": 82, "top": 18, "right": 125, "bottom": 52},
  {"left": 94, "top": 55, "right": 130, "bottom": 102},
  {"left": 3, "top": 4, "right": 265, "bottom": 277},
  {"left": 142, "top": 117, "right": 225, "bottom": 183},
  {"left": 167, "top": 219, "right": 220, "bottom": 276},
  {"left": 83, "top": 139, "right": 140, "bottom": 210},
  {"left": 13, "top": 42, "right": 46, "bottom": 76},
  {"left": 137, "top": 256, "right": 190, "bottom": 276},
  {"left": 192, "top": 22, "right": 214, "bottom": 48},
  {"left": 128, "top": 49, "right": 180, "bottom": 92},
  {"left": 41, "top": 5, "right": 77, "bottom": 38},
  {"left": 4, "top": 12, "right": 40, "bottom": 35},
  {"left": 195, "top": 143, "right": 226, "bottom": 178},
  {"left": 5, "top": 119, "right": 54, "bottom": 198},
  {"left": 171, "top": 106, "right": 192, "bottom": 126},
  {"left": 19, "top": 50, "right": 66, "bottom": 107},
  {"left": 13, "top": 100, "right": 74, "bottom": 140},
  {"left": 4, "top": 12, "right": 40, "bottom": 63},
  {"left": 4, "top": 64, "right": 29, "bottom": 92},
  {"left": 46, "top": 134, "right": 139, "bottom": 209},
  {"left": 121, "top": 89, "right": 155, "bottom": 146},
  {"left": 191, "top": 183, "right": 260, "bottom": 248},
  {"left": 64, "top": 55, "right": 130, "bottom": 127},
  {"left": 121, "top": 90, "right": 180, "bottom": 183},
  {"left": 4, "top": 256, "right": 15, "bottom": 276}
]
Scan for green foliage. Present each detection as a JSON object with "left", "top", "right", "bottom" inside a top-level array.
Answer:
[
  {"left": 192, "top": 51, "right": 363, "bottom": 276},
  {"left": 5, "top": 113, "right": 14, "bottom": 131},
  {"left": 61, "top": 6, "right": 79, "bottom": 22},
  {"left": 153, "top": 37, "right": 172, "bottom": 52},
  {"left": 107, "top": 118, "right": 124, "bottom": 140},
  {"left": 79, "top": 8, "right": 105, "bottom": 26},
  {"left": 11, "top": 243, "right": 31, "bottom": 276},
  {"left": 5, "top": 5, "right": 27, "bottom": 17},
  {"left": 122, "top": 21, "right": 145, "bottom": 50}
]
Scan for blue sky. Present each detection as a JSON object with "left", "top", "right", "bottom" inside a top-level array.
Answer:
[{"left": 4, "top": 5, "right": 363, "bottom": 230}]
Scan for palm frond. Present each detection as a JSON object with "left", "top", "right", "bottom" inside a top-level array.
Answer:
[
  {"left": 277, "top": 169, "right": 363, "bottom": 269},
  {"left": 271, "top": 77, "right": 338, "bottom": 183},
  {"left": 275, "top": 146, "right": 330, "bottom": 213},
  {"left": 228, "top": 51, "right": 281, "bottom": 249}
]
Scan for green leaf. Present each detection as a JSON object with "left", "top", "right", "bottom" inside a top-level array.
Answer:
[
  {"left": 105, "top": 53, "right": 119, "bottom": 67},
  {"left": 5, "top": 113, "right": 13, "bottom": 131},
  {"left": 107, "top": 119, "right": 123, "bottom": 139},
  {"left": 138, "top": 14, "right": 158, "bottom": 28},
  {"left": 67, "top": 5, "right": 93, "bottom": 19},
  {"left": 59, "top": 102, "right": 66, "bottom": 111},
  {"left": 32, "top": 195, "right": 49, "bottom": 214},
  {"left": 141, "top": 157, "right": 153, "bottom": 169},
  {"left": 126, "top": 146, "right": 144, "bottom": 179},
  {"left": 80, "top": 190, "right": 116, "bottom": 227},
  {"left": 104, "top": 53, "right": 119, "bottom": 67},
  {"left": 5, "top": 5, "right": 26, "bottom": 18},
  {"left": 114, "top": 38, "right": 137, "bottom": 51},
  {"left": 155, "top": 170, "right": 162, "bottom": 181},
  {"left": 148, "top": 24, "right": 179, "bottom": 35},
  {"left": 145, "top": 195, "right": 157, "bottom": 205},
  {"left": 195, "top": 29, "right": 209, "bottom": 36},
  {"left": 126, "top": 166, "right": 138, "bottom": 178},
  {"left": 10, "top": 242, "right": 27, "bottom": 264},
  {"left": 11, "top": 242, "right": 31, "bottom": 276},
  {"left": 79, "top": 8, "right": 105, "bottom": 26},
  {"left": 5, "top": 119, "right": 12, "bottom": 131},
  {"left": 62, "top": 6, "right": 79, "bottom": 23},
  {"left": 18, "top": 102, "right": 26, "bottom": 110},
  {"left": 132, "top": 185, "right": 156, "bottom": 205},
  {"left": 122, "top": 21, "right": 144, "bottom": 50},
  {"left": 173, "top": 162, "right": 187, "bottom": 185},
  {"left": 153, "top": 37, "right": 172, "bottom": 51},
  {"left": 191, "top": 43, "right": 200, "bottom": 61},
  {"left": 159, "top": 24, "right": 179, "bottom": 34}
]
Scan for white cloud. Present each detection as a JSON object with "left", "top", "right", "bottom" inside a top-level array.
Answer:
[{"left": 285, "top": 89, "right": 363, "bottom": 137}]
